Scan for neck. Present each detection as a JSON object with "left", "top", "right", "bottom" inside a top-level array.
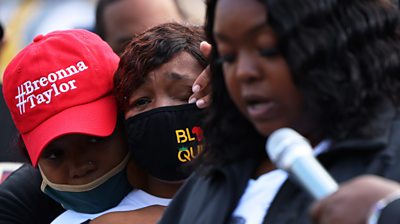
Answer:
[
  {"left": 253, "top": 158, "right": 276, "bottom": 179},
  {"left": 144, "top": 176, "right": 182, "bottom": 198}
]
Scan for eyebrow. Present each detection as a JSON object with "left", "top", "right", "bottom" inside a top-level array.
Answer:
[
  {"left": 214, "top": 22, "right": 267, "bottom": 43},
  {"left": 166, "top": 72, "right": 193, "bottom": 80}
]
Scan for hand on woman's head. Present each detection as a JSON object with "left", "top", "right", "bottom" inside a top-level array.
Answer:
[{"left": 189, "top": 41, "right": 212, "bottom": 109}]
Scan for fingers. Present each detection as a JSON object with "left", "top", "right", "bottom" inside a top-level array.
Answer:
[
  {"left": 194, "top": 95, "right": 211, "bottom": 109},
  {"left": 309, "top": 196, "right": 341, "bottom": 224},
  {"left": 310, "top": 199, "right": 324, "bottom": 224},
  {"left": 192, "top": 66, "right": 211, "bottom": 92},
  {"left": 189, "top": 41, "right": 213, "bottom": 109},
  {"left": 200, "top": 41, "right": 212, "bottom": 59},
  {"left": 308, "top": 175, "right": 400, "bottom": 224},
  {"left": 189, "top": 66, "right": 211, "bottom": 108}
]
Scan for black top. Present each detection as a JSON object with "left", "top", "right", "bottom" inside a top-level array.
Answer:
[
  {"left": 378, "top": 198, "right": 400, "bottom": 224},
  {"left": 159, "top": 103, "right": 400, "bottom": 224},
  {"left": 0, "top": 164, "right": 64, "bottom": 224}
]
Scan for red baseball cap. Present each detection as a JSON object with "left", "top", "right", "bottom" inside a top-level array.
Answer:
[{"left": 2, "top": 29, "right": 120, "bottom": 166}]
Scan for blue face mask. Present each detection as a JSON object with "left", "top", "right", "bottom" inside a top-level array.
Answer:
[{"left": 39, "top": 154, "right": 132, "bottom": 214}]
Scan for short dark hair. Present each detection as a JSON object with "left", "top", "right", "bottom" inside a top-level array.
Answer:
[
  {"left": 114, "top": 22, "right": 208, "bottom": 112},
  {"left": 200, "top": 0, "right": 400, "bottom": 165}
]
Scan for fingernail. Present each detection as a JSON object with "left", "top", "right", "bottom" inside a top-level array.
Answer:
[
  {"left": 189, "top": 98, "right": 197, "bottom": 104},
  {"left": 196, "top": 99, "right": 205, "bottom": 108},
  {"left": 192, "top": 84, "right": 200, "bottom": 93}
]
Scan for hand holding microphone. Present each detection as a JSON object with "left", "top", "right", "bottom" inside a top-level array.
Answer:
[
  {"left": 311, "top": 176, "right": 400, "bottom": 224},
  {"left": 266, "top": 128, "right": 338, "bottom": 200},
  {"left": 267, "top": 128, "right": 400, "bottom": 224}
]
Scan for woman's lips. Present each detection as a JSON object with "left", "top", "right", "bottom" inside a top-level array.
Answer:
[{"left": 245, "top": 97, "right": 276, "bottom": 121}]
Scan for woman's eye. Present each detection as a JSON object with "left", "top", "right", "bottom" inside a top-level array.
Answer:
[
  {"left": 89, "top": 137, "right": 102, "bottom": 144},
  {"left": 42, "top": 149, "right": 63, "bottom": 161},
  {"left": 216, "top": 54, "right": 236, "bottom": 64},
  {"left": 47, "top": 153, "right": 58, "bottom": 160},
  {"left": 259, "top": 47, "right": 280, "bottom": 58},
  {"left": 174, "top": 89, "right": 193, "bottom": 102},
  {"left": 133, "top": 97, "right": 151, "bottom": 108}
]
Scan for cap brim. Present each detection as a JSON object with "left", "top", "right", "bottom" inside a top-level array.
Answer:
[{"left": 22, "top": 95, "right": 117, "bottom": 166}]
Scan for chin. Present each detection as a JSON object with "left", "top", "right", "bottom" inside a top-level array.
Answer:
[{"left": 253, "top": 122, "right": 287, "bottom": 138}]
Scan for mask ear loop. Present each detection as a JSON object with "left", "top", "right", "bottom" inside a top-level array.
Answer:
[
  {"left": 38, "top": 152, "right": 131, "bottom": 192},
  {"left": 38, "top": 165, "right": 50, "bottom": 193}
]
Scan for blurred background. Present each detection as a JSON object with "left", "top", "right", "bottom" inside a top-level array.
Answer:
[
  {"left": 0, "top": 0, "right": 95, "bottom": 80},
  {"left": 0, "top": 0, "right": 205, "bottom": 81}
]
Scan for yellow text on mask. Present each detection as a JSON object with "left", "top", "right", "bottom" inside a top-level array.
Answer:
[
  {"left": 175, "top": 128, "right": 196, "bottom": 143},
  {"left": 178, "top": 144, "right": 203, "bottom": 162}
]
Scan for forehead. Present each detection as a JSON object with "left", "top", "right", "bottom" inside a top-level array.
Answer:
[
  {"left": 146, "top": 52, "right": 203, "bottom": 81},
  {"left": 214, "top": 0, "right": 267, "bottom": 37}
]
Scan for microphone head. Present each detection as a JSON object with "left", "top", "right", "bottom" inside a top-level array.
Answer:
[{"left": 266, "top": 128, "right": 313, "bottom": 170}]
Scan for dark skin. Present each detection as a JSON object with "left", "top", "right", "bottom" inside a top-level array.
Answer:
[
  {"left": 311, "top": 175, "right": 400, "bottom": 224},
  {"left": 188, "top": 41, "right": 212, "bottom": 109},
  {"left": 101, "top": 0, "right": 211, "bottom": 107},
  {"left": 38, "top": 124, "right": 127, "bottom": 186},
  {"left": 90, "top": 205, "right": 165, "bottom": 224},
  {"left": 125, "top": 51, "right": 204, "bottom": 198},
  {"left": 213, "top": 0, "right": 312, "bottom": 178},
  {"left": 213, "top": 1, "right": 400, "bottom": 223},
  {"left": 103, "top": 0, "right": 183, "bottom": 54},
  {"left": 124, "top": 52, "right": 203, "bottom": 118},
  {"left": 91, "top": 51, "right": 207, "bottom": 223}
]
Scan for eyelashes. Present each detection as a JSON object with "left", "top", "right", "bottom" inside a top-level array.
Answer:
[
  {"left": 259, "top": 47, "right": 280, "bottom": 57},
  {"left": 42, "top": 149, "right": 63, "bottom": 161},
  {"left": 216, "top": 47, "right": 281, "bottom": 65},
  {"left": 216, "top": 54, "right": 236, "bottom": 64},
  {"left": 132, "top": 97, "right": 151, "bottom": 108}
]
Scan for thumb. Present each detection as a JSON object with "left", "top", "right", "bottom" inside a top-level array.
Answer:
[{"left": 310, "top": 200, "right": 324, "bottom": 224}]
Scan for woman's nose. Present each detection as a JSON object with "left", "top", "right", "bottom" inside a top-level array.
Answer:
[{"left": 235, "top": 51, "right": 261, "bottom": 83}]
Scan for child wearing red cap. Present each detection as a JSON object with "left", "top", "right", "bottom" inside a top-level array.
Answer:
[{"left": 2, "top": 29, "right": 134, "bottom": 222}]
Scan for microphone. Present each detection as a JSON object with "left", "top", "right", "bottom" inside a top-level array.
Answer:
[{"left": 266, "top": 128, "right": 338, "bottom": 200}]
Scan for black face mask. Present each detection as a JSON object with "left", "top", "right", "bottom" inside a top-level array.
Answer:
[{"left": 124, "top": 104, "right": 204, "bottom": 181}]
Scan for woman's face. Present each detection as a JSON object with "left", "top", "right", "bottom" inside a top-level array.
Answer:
[
  {"left": 214, "top": 0, "right": 304, "bottom": 137},
  {"left": 38, "top": 123, "right": 127, "bottom": 185},
  {"left": 124, "top": 51, "right": 203, "bottom": 119}
]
